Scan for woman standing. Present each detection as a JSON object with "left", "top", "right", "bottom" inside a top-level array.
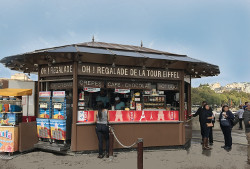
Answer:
[
  {"left": 200, "top": 104, "right": 213, "bottom": 150},
  {"left": 219, "top": 105, "right": 234, "bottom": 150},
  {"left": 95, "top": 102, "right": 109, "bottom": 158}
]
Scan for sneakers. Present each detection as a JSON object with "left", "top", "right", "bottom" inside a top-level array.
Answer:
[{"left": 221, "top": 145, "right": 226, "bottom": 148}]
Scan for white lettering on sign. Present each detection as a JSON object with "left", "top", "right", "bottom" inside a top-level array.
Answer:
[
  {"left": 40, "top": 65, "right": 73, "bottom": 76},
  {"left": 79, "top": 64, "right": 182, "bottom": 80}
]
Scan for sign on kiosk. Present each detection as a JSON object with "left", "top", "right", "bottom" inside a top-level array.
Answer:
[
  {"left": 0, "top": 127, "right": 18, "bottom": 152},
  {"left": 39, "top": 91, "right": 51, "bottom": 97},
  {"left": 77, "top": 110, "right": 179, "bottom": 124},
  {"left": 77, "top": 111, "right": 95, "bottom": 123},
  {"left": 108, "top": 110, "right": 179, "bottom": 122},
  {"left": 53, "top": 91, "right": 65, "bottom": 97}
]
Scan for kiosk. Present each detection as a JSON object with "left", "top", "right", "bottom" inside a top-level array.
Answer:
[{"left": 0, "top": 41, "right": 220, "bottom": 152}]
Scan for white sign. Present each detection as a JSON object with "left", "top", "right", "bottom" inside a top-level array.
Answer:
[
  {"left": 84, "top": 87, "right": 100, "bottom": 93},
  {"left": 39, "top": 91, "right": 51, "bottom": 97},
  {"left": 115, "top": 89, "right": 130, "bottom": 94},
  {"left": 78, "top": 111, "right": 88, "bottom": 122},
  {"left": 53, "top": 91, "right": 65, "bottom": 97}
]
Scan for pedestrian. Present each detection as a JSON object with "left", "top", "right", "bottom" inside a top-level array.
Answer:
[
  {"left": 95, "top": 102, "right": 109, "bottom": 158},
  {"left": 193, "top": 101, "right": 207, "bottom": 144},
  {"left": 243, "top": 103, "right": 250, "bottom": 164},
  {"left": 200, "top": 104, "right": 213, "bottom": 150},
  {"left": 244, "top": 102, "right": 249, "bottom": 110},
  {"left": 219, "top": 105, "right": 234, "bottom": 150},
  {"left": 236, "top": 105, "right": 244, "bottom": 130}
]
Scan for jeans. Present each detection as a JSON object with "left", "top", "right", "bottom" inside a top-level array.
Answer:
[
  {"left": 96, "top": 123, "right": 109, "bottom": 155},
  {"left": 221, "top": 126, "right": 232, "bottom": 147},
  {"left": 239, "top": 118, "right": 243, "bottom": 129}
]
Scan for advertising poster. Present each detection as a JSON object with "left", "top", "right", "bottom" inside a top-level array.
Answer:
[
  {"left": 50, "top": 119, "right": 66, "bottom": 140},
  {"left": 36, "top": 118, "right": 51, "bottom": 138},
  {"left": 0, "top": 127, "right": 18, "bottom": 152},
  {"left": 77, "top": 111, "right": 95, "bottom": 123},
  {"left": 109, "top": 110, "right": 179, "bottom": 123}
]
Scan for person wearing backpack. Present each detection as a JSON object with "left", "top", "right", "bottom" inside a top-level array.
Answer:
[
  {"left": 219, "top": 105, "right": 234, "bottom": 151},
  {"left": 243, "top": 103, "right": 250, "bottom": 164}
]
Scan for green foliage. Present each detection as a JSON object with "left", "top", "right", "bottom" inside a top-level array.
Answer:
[{"left": 191, "top": 86, "right": 250, "bottom": 107}]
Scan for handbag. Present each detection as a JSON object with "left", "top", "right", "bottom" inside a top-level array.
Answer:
[
  {"left": 220, "top": 119, "right": 230, "bottom": 127},
  {"left": 206, "top": 123, "right": 213, "bottom": 127}
]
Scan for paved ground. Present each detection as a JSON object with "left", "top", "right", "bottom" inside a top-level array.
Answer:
[{"left": 0, "top": 129, "right": 249, "bottom": 169}]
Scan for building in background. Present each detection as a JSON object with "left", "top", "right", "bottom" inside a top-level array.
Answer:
[
  {"left": 0, "top": 73, "right": 36, "bottom": 116},
  {"left": 209, "top": 82, "right": 250, "bottom": 93}
]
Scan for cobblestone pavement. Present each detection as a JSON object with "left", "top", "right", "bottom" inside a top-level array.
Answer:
[{"left": 0, "top": 129, "right": 249, "bottom": 169}]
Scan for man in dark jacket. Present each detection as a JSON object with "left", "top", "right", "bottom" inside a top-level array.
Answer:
[
  {"left": 243, "top": 103, "right": 250, "bottom": 164},
  {"left": 193, "top": 101, "right": 207, "bottom": 143}
]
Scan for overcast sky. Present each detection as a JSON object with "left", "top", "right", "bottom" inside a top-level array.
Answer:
[{"left": 0, "top": 0, "right": 249, "bottom": 87}]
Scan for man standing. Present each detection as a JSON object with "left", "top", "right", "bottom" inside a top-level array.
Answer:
[
  {"left": 193, "top": 101, "right": 207, "bottom": 143},
  {"left": 243, "top": 103, "right": 250, "bottom": 164},
  {"left": 243, "top": 102, "right": 249, "bottom": 110},
  {"left": 96, "top": 90, "right": 109, "bottom": 108},
  {"left": 236, "top": 105, "right": 244, "bottom": 130}
]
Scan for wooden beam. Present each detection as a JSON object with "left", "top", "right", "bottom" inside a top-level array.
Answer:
[{"left": 71, "top": 60, "right": 78, "bottom": 151}]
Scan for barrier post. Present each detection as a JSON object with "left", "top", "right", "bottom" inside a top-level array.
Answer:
[
  {"left": 137, "top": 138, "right": 143, "bottom": 169},
  {"left": 109, "top": 128, "right": 114, "bottom": 156}
]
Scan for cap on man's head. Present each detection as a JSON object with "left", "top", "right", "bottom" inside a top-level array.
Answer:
[{"left": 115, "top": 97, "right": 120, "bottom": 101}]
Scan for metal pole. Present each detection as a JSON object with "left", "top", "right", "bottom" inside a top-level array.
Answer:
[
  {"left": 26, "top": 95, "right": 29, "bottom": 122},
  {"left": 137, "top": 138, "right": 143, "bottom": 169},
  {"left": 109, "top": 128, "right": 114, "bottom": 156}
]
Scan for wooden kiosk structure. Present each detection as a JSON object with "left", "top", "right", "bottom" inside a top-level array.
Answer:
[{"left": 0, "top": 41, "right": 220, "bottom": 152}]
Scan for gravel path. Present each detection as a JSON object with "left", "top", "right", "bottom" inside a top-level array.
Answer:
[{"left": 0, "top": 130, "right": 249, "bottom": 169}]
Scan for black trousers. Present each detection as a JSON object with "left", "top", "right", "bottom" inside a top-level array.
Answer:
[
  {"left": 209, "top": 127, "right": 213, "bottom": 143},
  {"left": 221, "top": 126, "right": 232, "bottom": 147},
  {"left": 200, "top": 122, "right": 205, "bottom": 138},
  {"left": 239, "top": 118, "right": 243, "bottom": 129},
  {"left": 96, "top": 123, "right": 109, "bottom": 155}
]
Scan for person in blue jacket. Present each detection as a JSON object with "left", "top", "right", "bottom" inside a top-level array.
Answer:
[{"left": 219, "top": 105, "right": 235, "bottom": 150}]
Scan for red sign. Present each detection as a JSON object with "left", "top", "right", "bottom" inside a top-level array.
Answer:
[
  {"left": 53, "top": 91, "right": 65, "bottom": 97},
  {"left": 39, "top": 91, "right": 51, "bottom": 97},
  {"left": 109, "top": 110, "right": 179, "bottom": 123},
  {"left": 77, "top": 111, "right": 95, "bottom": 123}
]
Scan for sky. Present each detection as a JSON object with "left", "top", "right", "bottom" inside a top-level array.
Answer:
[{"left": 0, "top": 0, "right": 249, "bottom": 87}]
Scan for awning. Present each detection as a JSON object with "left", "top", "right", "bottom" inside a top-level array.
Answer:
[{"left": 0, "top": 88, "right": 32, "bottom": 96}]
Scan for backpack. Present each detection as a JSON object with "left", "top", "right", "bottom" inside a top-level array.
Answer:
[{"left": 231, "top": 114, "right": 239, "bottom": 126}]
